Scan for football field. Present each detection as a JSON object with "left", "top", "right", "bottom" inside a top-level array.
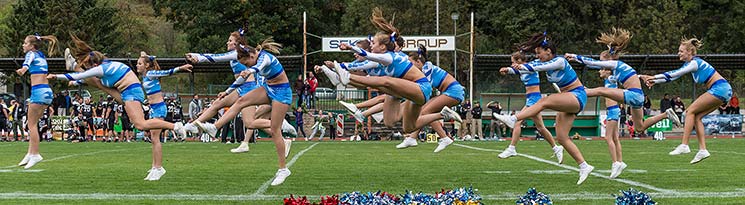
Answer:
[{"left": 1, "top": 138, "right": 744, "bottom": 204}]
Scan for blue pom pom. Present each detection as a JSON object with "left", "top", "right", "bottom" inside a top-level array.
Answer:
[
  {"left": 613, "top": 188, "right": 656, "bottom": 205},
  {"left": 516, "top": 188, "right": 552, "bottom": 205}
]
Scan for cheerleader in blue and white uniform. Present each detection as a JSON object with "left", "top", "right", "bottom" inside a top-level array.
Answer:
[
  {"left": 640, "top": 38, "right": 731, "bottom": 164},
  {"left": 565, "top": 28, "right": 680, "bottom": 137},
  {"left": 496, "top": 51, "right": 564, "bottom": 163},
  {"left": 49, "top": 35, "right": 189, "bottom": 154},
  {"left": 190, "top": 38, "right": 293, "bottom": 186},
  {"left": 184, "top": 30, "right": 294, "bottom": 153},
  {"left": 332, "top": 8, "right": 462, "bottom": 137},
  {"left": 16, "top": 33, "right": 58, "bottom": 169},
  {"left": 492, "top": 32, "right": 594, "bottom": 185},
  {"left": 136, "top": 52, "right": 192, "bottom": 180},
  {"left": 598, "top": 69, "right": 626, "bottom": 178}
]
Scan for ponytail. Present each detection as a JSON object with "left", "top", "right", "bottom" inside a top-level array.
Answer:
[
  {"left": 26, "top": 33, "right": 59, "bottom": 56},
  {"left": 681, "top": 37, "right": 703, "bottom": 55},
  {"left": 596, "top": 28, "right": 632, "bottom": 58},
  {"left": 517, "top": 32, "right": 556, "bottom": 54},
  {"left": 69, "top": 33, "right": 105, "bottom": 69},
  {"left": 256, "top": 37, "right": 282, "bottom": 54},
  {"left": 370, "top": 7, "right": 399, "bottom": 51}
]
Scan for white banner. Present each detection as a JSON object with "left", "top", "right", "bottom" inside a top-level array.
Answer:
[{"left": 321, "top": 36, "right": 456, "bottom": 52}]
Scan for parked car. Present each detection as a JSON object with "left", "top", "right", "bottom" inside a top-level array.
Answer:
[{"left": 315, "top": 87, "right": 335, "bottom": 99}]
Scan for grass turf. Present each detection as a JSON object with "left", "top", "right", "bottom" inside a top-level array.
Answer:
[{"left": 0, "top": 138, "right": 744, "bottom": 204}]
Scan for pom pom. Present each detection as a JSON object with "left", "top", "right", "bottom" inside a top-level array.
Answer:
[
  {"left": 613, "top": 188, "right": 656, "bottom": 205},
  {"left": 515, "top": 188, "right": 552, "bottom": 205}
]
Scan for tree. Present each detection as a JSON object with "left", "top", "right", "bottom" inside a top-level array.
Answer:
[{"left": 0, "top": 0, "right": 129, "bottom": 57}]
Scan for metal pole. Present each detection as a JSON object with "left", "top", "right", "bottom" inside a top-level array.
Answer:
[
  {"left": 435, "top": 0, "right": 440, "bottom": 66},
  {"left": 303, "top": 12, "right": 307, "bottom": 80},
  {"left": 453, "top": 17, "right": 457, "bottom": 81},
  {"left": 469, "top": 12, "right": 474, "bottom": 103}
]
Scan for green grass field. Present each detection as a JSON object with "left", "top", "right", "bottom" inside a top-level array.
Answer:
[{"left": 1, "top": 138, "right": 744, "bottom": 204}]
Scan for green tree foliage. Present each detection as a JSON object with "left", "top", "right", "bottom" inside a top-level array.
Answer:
[{"left": 0, "top": 0, "right": 130, "bottom": 57}]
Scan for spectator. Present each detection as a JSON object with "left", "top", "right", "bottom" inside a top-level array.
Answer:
[
  {"left": 660, "top": 93, "right": 671, "bottom": 112},
  {"left": 328, "top": 112, "right": 336, "bottom": 140},
  {"left": 294, "top": 107, "right": 307, "bottom": 139},
  {"left": 294, "top": 75, "right": 305, "bottom": 107},
  {"left": 189, "top": 95, "right": 202, "bottom": 122},
  {"left": 470, "top": 102, "right": 483, "bottom": 140},
  {"left": 303, "top": 81, "right": 311, "bottom": 109},
  {"left": 57, "top": 90, "right": 71, "bottom": 116},
  {"left": 457, "top": 100, "right": 471, "bottom": 139},
  {"left": 672, "top": 96, "right": 685, "bottom": 122},
  {"left": 307, "top": 72, "right": 318, "bottom": 109},
  {"left": 9, "top": 100, "right": 25, "bottom": 141},
  {"left": 308, "top": 110, "right": 327, "bottom": 141},
  {"left": 486, "top": 101, "right": 503, "bottom": 138},
  {"left": 643, "top": 95, "right": 651, "bottom": 115},
  {"left": 728, "top": 93, "right": 739, "bottom": 114}
]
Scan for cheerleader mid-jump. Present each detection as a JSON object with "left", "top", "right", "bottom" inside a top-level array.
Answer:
[
  {"left": 640, "top": 38, "right": 731, "bottom": 164},
  {"left": 136, "top": 52, "right": 192, "bottom": 180},
  {"left": 496, "top": 51, "right": 564, "bottom": 163},
  {"left": 16, "top": 33, "right": 58, "bottom": 169},
  {"left": 493, "top": 32, "right": 594, "bottom": 185}
]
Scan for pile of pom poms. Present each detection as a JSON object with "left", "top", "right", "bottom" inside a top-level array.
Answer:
[
  {"left": 515, "top": 188, "right": 552, "bottom": 205},
  {"left": 283, "top": 186, "right": 482, "bottom": 205},
  {"left": 613, "top": 188, "right": 656, "bottom": 205}
]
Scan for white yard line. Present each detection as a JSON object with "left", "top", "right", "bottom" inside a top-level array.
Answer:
[
  {"left": 2, "top": 146, "right": 152, "bottom": 169},
  {"left": 453, "top": 143, "right": 676, "bottom": 193},
  {"left": 252, "top": 142, "right": 319, "bottom": 196}
]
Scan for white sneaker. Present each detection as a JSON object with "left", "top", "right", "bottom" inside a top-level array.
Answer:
[
  {"left": 498, "top": 147, "right": 517, "bottom": 158},
  {"left": 339, "top": 101, "right": 359, "bottom": 114},
  {"left": 440, "top": 107, "right": 463, "bottom": 123},
  {"left": 282, "top": 119, "right": 298, "bottom": 137},
  {"left": 690, "top": 150, "right": 710, "bottom": 164},
  {"left": 184, "top": 123, "right": 200, "bottom": 134},
  {"left": 284, "top": 139, "right": 292, "bottom": 158},
  {"left": 319, "top": 65, "right": 342, "bottom": 86},
  {"left": 24, "top": 154, "right": 43, "bottom": 169},
  {"left": 609, "top": 162, "right": 621, "bottom": 179},
  {"left": 194, "top": 121, "right": 218, "bottom": 138},
  {"left": 333, "top": 61, "right": 351, "bottom": 85},
  {"left": 395, "top": 137, "right": 418, "bottom": 149},
  {"left": 270, "top": 168, "right": 291, "bottom": 186},
  {"left": 230, "top": 142, "right": 250, "bottom": 153},
  {"left": 147, "top": 167, "right": 166, "bottom": 181},
  {"left": 577, "top": 164, "right": 594, "bottom": 185},
  {"left": 669, "top": 144, "right": 691, "bottom": 155},
  {"left": 665, "top": 108, "right": 682, "bottom": 127},
  {"left": 64, "top": 48, "right": 76, "bottom": 71},
  {"left": 433, "top": 137, "right": 453, "bottom": 153},
  {"left": 173, "top": 122, "right": 188, "bottom": 138},
  {"left": 371, "top": 112, "right": 384, "bottom": 123},
  {"left": 617, "top": 162, "right": 627, "bottom": 178},
  {"left": 18, "top": 154, "right": 30, "bottom": 166},
  {"left": 553, "top": 146, "right": 564, "bottom": 164},
  {"left": 492, "top": 113, "right": 516, "bottom": 129}
]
